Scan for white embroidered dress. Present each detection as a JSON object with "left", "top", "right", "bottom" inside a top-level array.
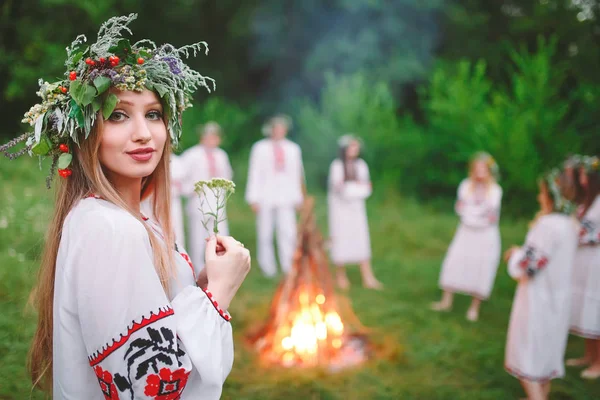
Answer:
[
  {"left": 53, "top": 197, "right": 233, "bottom": 400},
  {"left": 438, "top": 179, "right": 502, "bottom": 299},
  {"left": 570, "top": 195, "right": 600, "bottom": 339},
  {"left": 505, "top": 214, "right": 578, "bottom": 381},
  {"left": 327, "top": 158, "right": 372, "bottom": 265}
]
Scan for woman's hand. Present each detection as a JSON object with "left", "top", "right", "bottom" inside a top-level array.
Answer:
[
  {"left": 204, "top": 235, "right": 251, "bottom": 310},
  {"left": 503, "top": 246, "right": 520, "bottom": 263}
]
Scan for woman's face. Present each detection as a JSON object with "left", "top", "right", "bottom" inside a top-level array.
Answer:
[
  {"left": 345, "top": 140, "right": 360, "bottom": 159},
  {"left": 472, "top": 160, "right": 491, "bottom": 181},
  {"left": 538, "top": 183, "right": 554, "bottom": 213},
  {"left": 99, "top": 89, "right": 167, "bottom": 183},
  {"left": 579, "top": 167, "right": 589, "bottom": 188},
  {"left": 271, "top": 122, "right": 288, "bottom": 140}
]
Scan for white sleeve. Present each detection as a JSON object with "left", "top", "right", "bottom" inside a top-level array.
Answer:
[
  {"left": 508, "top": 217, "right": 554, "bottom": 279},
  {"left": 328, "top": 160, "right": 344, "bottom": 193},
  {"left": 455, "top": 180, "right": 469, "bottom": 215},
  {"left": 70, "top": 211, "right": 233, "bottom": 399},
  {"left": 245, "top": 143, "right": 261, "bottom": 204}
]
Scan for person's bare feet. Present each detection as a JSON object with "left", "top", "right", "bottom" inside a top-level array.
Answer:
[
  {"left": 581, "top": 365, "right": 600, "bottom": 379},
  {"left": 566, "top": 357, "right": 592, "bottom": 367},
  {"left": 430, "top": 301, "right": 452, "bottom": 312},
  {"left": 466, "top": 307, "right": 479, "bottom": 322},
  {"left": 363, "top": 278, "right": 383, "bottom": 290},
  {"left": 336, "top": 273, "right": 350, "bottom": 290}
]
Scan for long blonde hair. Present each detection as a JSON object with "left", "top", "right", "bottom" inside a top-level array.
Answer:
[{"left": 27, "top": 116, "right": 176, "bottom": 391}]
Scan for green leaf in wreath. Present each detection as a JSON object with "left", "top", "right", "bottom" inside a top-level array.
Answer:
[
  {"left": 31, "top": 135, "right": 52, "bottom": 156},
  {"left": 102, "top": 93, "right": 119, "bottom": 120},
  {"left": 80, "top": 83, "right": 97, "bottom": 106},
  {"left": 58, "top": 153, "right": 73, "bottom": 169},
  {"left": 93, "top": 76, "right": 111, "bottom": 95},
  {"left": 72, "top": 51, "right": 84, "bottom": 66},
  {"left": 108, "top": 39, "right": 132, "bottom": 57},
  {"left": 69, "top": 100, "right": 85, "bottom": 127},
  {"left": 69, "top": 80, "right": 83, "bottom": 104},
  {"left": 92, "top": 97, "right": 103, "bottom": 113}
]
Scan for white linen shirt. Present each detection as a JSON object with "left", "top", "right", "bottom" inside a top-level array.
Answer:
[{"left": 52, "top": 197, "right": 233, "bottom": 399}]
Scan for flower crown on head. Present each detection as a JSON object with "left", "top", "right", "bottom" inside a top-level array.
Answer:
[
  {"left": 0, "top": 13, "right": 215, "bottom": 187},
  {"left": 337, "top": 134, "right": 363, "bottom": 148},
  {"left": 261, "top": 114, "right": 293, "bottom": 136},
  {"left": 544, "top": 168, "right": 576, "bottom": 215},
  {"left": 567, "top": 154, "right": 600, "bottom": 173},
  {"left": 470, "top": 151, "right": 500, "bottom": 180}
]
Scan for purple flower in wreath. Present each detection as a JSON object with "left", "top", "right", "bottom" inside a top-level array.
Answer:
[{"left": 161, "top": 57, "right": 182, "bottom": 75}]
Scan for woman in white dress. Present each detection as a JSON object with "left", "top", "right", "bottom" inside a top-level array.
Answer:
[
  {"left": 328, "top": 134, "right": 382, "bottom": 290},
  {"left": 503, "top": 169, "right": 578, "bottom": 400},
  {"left": 2, "top": 15, "right": 250, "bottom": 399},
  {"left": 431, "top": 152, "right": 502, "bottom": 321},
  {"left": 566, "top": 155, "right": 600, "bottom": 379}
]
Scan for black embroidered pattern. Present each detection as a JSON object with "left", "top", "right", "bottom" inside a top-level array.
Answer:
[
  {"left": 518, "top": 245, "right": 549, "bottom": 277},
  {"left": 579, "top": 219, "right": 600, "bottom": 245},
  {"left": 113, "top": 326, "right": 187, "bottom": 399}
]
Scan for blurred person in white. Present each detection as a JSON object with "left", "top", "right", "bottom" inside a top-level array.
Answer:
[
  {"left": 431, "top": 152, "right": 502, "bottom": 321},
  {"left": 245, "top": 115, "right": 304, "bottom": 277},
  {"left": 141, "top": 153, "right": 186, "bottom": 243},
  {"left": 327, "top": 134, "right": 382, "bottom": 290},
  {"left": 503, "top": 169, "right": 578, "bottom": 400},
  {"left": 566, "top": 155, "right": 600, "bottom": 380},
  {"left": 180, "top": 122, "right": 233, "bottom": 273},
  {"left": 6, "top": 14, "right": 251, "bottom": 399}
]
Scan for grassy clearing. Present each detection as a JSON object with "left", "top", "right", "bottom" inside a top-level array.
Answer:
[{"left": 0, "top": 158, "right": 598, "bottom": 399}]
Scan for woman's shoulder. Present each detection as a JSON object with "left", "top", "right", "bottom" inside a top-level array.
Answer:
[{"left": 65, "top": 197, "right": 146, "bottom": 240}]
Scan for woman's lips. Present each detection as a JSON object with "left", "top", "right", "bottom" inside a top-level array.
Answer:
[{"left": 127, "top": 148, "right": 155, "bottom": 162}]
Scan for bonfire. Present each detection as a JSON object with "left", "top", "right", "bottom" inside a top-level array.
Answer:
[{"left": 247, "top": 196, "right": 371, "bottom": 371}]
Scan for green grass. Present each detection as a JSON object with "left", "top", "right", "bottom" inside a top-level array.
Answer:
[{"left": 1, "top": 158, "right": 599, "bottom": 399}]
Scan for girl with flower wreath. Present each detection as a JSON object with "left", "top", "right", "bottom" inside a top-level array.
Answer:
[
  {"left": 503, "top": 169, "right": 578, "bottom": 400},
  {"left": 431, "top": 152, "right": 502, "bottom": 321},
  {"left": 327, "top": 134, "right": 382, "bottom": 290},
  {"left": 1, "top": 14, "right": 250, "bottom": 399},
  {"left": 566, "top": 155, "right": 600, "bottom": 380}
]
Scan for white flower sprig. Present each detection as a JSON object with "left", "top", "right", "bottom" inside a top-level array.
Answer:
[{"left": 194, "top": 178, "right": 236, "bottom": 236}]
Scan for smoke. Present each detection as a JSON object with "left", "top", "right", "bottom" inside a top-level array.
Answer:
[{"left": 249, "top": 1, "right": 442, "bottom": 108}]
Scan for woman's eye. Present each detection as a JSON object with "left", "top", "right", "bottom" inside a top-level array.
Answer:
[
  {"left": 147, "top": 111, "right": 163, "bottom": 121},
  {"left": 108, "top": 111, "right": 127, "bottom": 122}
]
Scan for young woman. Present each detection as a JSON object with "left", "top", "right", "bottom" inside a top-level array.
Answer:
[
  {"left": 431, "top": 152, "right": 502, "bottom": 321},
  {"left": 504, "top": 169, "right": 578, "bottom": 400},
  {"left": 1, "top": 15, "right": 250, "bottom": 399},
  {"left": 327, "top": 134, "right": 382, "bottom": 290},
  {"left": 566, "top": 155, "right": 600, "bottom": 379}
]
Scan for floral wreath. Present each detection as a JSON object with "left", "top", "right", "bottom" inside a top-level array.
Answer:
[
  {"left": 567, "top": 154, "right": 600, "bottom": 173},
  {"left": 0, "top": 13, "right": 215, "bottom": 188},
  {"left": 544, "top": 168, "right": 576, "bottom": 215},
  {"left": 261, "top": 114, "right": 293, "bottom": 137},
  {"left": 470, "top": 151, "right": 500, "bottom": 180},
  {"left": 337, "top": 134, "right": 364, "bottom": 148}
]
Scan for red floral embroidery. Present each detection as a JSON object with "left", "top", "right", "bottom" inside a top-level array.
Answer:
[
  {"left": 144, "top": 367, "right": 190, "bottom": 400},
  {"left": 94, "top": 365, "right": 120, "bottom": 400}
]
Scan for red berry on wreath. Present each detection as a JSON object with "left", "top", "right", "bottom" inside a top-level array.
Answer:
[
  {"left": 58, "top": 169, "right": 71, "bottom": 178},
  {"left": 137, "top": 57, "right": 144, "bottom": 65},
  {"left": 59, "top": 144, "right": 69, "bottom": 153},
  {"left": 60, "top": 86, "right": 68, "bottom": 94},
  {"left": 85, "top": 58, "right": 93, "bottom": 65},
  {"left": 69, "top": 71, "right": 77, "bottom": 81},
  {"left": 99, "top": 57, "right": 106, "bottom": 63}
]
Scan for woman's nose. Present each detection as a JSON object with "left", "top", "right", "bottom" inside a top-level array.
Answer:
[{"left": 131, "top": 115, "right": 152, "bottom": 143}]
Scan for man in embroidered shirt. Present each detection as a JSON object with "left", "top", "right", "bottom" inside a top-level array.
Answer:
[
  {"left": 245, "top": 115, "right": 305, "bottom": 277},
  {"left": 180, "top": 122, "right": 233, "bottom": 273}
]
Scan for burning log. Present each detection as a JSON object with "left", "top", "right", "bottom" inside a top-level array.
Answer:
[{"left": 246, "top": 195, "right": 371, "bottom": 370}]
